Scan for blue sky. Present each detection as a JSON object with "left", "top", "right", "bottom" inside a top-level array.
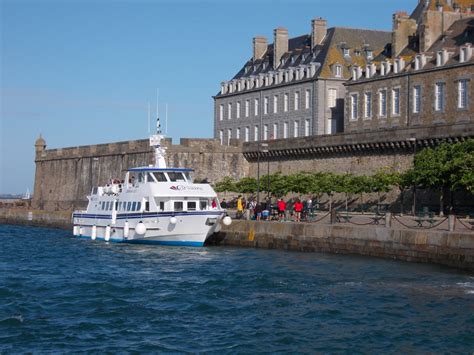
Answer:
[{"left": 1, "top": 0, "right": 417, "bottom": 194}]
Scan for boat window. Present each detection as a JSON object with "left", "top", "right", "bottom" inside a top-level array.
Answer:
[
  {"left": 199, "top": 200, "right": 208, "bottom": 211},
  {"left": 153, "top": 172, "right": 168, "bottom": 182},
  {"left": 145, "top": 201, "right": 150, "bottom": 212},
  {"left": 185, "top": 172, "right": 193, "bottom": 183},
  {"left": 187, "top": 201, "right": 197, "bottom": 211},
  {"left": 159, "top": 201, "right": 165, "bottom": 211},
  {"left": 109, "top": 202, "right": 113, "bottom": 211},
  {"left": 174, "top": 201, "right": 184, "bottom": 211},
  {"left": 138, "top": 173, "right": 145, "bottom": 183},
  {"left": 167, "top": 172, "right": 186, "bottom": 182},
  {"left": 132, "top": 202, "right": 137, "bottom": 211},
  {"left": 92, "top": 187, "right": 98, "bottom": 195},
  {"left": 127, "top": 202, "right": 132, "bottom": 211},
  {"left": 137, "top": 202, "right": 141, "bottom": 211}
]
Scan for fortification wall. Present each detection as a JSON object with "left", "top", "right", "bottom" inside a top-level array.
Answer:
[{"left": 33, "top": 138, "right": 248, "bottom": 209}]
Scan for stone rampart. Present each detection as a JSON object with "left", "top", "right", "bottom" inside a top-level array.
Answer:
[{"left": 33, "top": 138, "right": 248, "bottom": 208}]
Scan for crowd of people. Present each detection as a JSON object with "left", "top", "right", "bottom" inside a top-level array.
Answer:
[{"left": 222, "top": 195, "right": 316, "bottom": 222}]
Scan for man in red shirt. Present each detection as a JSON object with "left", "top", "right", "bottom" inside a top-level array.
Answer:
[
  {"left": 294, "top": 199, "right": 303, "bottom": 222},
  {"left": 277, "top": 198, "right": 286, "bottom": 221}
]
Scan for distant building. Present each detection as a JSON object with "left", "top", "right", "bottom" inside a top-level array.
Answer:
[
  {"left": 345, "top": 0, "right": 474, "bottom": 132},
  {"left": 213, "top": 19, "right": 390, "bottom": 144}
]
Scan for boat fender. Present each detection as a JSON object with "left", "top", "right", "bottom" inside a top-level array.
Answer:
[
  {"left": 169, "top": 216, "right": 177, "bottom": 225},
  {"left": 91, "top": 225, "right": 97, "bottom": 240},
  {"left": 124, "top": 221, "right": 130, "bottom": 239},
  {"left": 105, "top": 225, "right": 111, "bottom": 242},
  {"left": 214, "top": 223, "right": 221, "bottom": 233},
  {"left": 222, "top": 216, "right": 232, "bottom": 226},
  {"left": 73, "top": 226, "right": 79, "bottom": 236},
  {"left": 135, "top": 221, "right": 147, "bottom": 235}
]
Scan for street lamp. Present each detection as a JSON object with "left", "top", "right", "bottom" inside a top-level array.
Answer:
[
  {"left": 407, "top": 137, "right": 417, "bottom": 215},
  {"left": 257, "top": 142, "right": 269, "bottom": 206}
]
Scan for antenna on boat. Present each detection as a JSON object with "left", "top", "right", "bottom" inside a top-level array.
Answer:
[
  {"left": 165, "top": 103, "right": 168, "bottom": 134},
  {"left": 156, "top": 88, "right": 159, "bottom": 121},
  {"left": 147, "top": 102, "right": 151, "bottom": 134}
]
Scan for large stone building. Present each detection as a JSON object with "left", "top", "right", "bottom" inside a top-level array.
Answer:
[
  {"left": 213, "top": 19, "right": 391, "bottom": 144},
  {"left": 345, "top": 0, "right": 474, "bottom": 132}
]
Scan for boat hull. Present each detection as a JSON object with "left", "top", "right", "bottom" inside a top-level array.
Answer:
[{"left": 72, "top": 211, "right": 225, "bottom": 247}]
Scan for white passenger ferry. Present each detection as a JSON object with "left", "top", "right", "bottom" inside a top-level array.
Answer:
[{"left": 72, "top": 119, "right": 231, "bottom": 246}]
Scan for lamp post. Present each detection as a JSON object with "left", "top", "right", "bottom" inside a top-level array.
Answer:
[
  {"left": 407, "top": 137, "right": 417, "bottom": 215},
  {"left": 257, "top": 142, "right": 269, "bottom": 206}
]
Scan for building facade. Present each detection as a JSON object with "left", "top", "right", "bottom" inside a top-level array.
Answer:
[
  {"left": 345, "top": 1, "right": 474, "bottom": 132},
  {"left": 214, "top": 19, "right": 391, "bottom": 144}
]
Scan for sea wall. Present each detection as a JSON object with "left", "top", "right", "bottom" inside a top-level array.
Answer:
[
  {"left": 0, "top": 208, "right": 71, "bottom": 230},
  {"left": 212, "top": 220, "right": 474, "bottom": 271},
  {"left": 2, "top": 207, "right": 473, "bottom": 271}
]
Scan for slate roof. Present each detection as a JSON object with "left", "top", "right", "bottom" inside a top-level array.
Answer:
[
  {"left": 230, "top": 27, "right": 391, "bottom": 82},
  {"left": 348, "top": 18, "right": 474, "bottom": 84}
]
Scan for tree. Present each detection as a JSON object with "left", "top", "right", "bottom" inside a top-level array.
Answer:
[
  {"left": 266, "top": 173, "right": 290, "bottom": 197},
  {"left": 413, "top": 145, "right": 448, "bottom": 215},
  {"left": 391, "top": 170, "right": 415, "bottom": 215},
  {"left": 317, "top": 172, "right": 339, "bottom": 211},
  {"left": 214, "top": 176, "right": 236, "bottom": 194},
  {"left": 449, "top": 139, "right": 474, "bottom": 193},
  {"left": 287, "top": 172, "right": 314, "bottom": 194},
  {"left": 235, "top": 177, "right": 258, "bottom": 194},
  {"left": 371, "top": 170, "right": 397, "bottom": 211}
]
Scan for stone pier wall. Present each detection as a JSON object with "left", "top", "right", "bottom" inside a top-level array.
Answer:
[{"left": 214, "top": 220, "right": 474, "bottom": 271}]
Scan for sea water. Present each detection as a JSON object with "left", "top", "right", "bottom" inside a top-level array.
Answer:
[{"left": 1, "top": 224, "right": 473, "bottom": 353}]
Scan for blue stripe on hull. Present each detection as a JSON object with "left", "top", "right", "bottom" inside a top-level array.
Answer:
[{"left": 75, "top": 235, "right": 204, "bottom": 247}]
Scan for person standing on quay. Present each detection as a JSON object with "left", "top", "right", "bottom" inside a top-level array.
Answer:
[
  {"left": 294, "top": 199, "right": 303, "bottom": 222},
  {"left": 277, "top": 198, "right": 286, "bottom": 221},
  {"left": 236, "top": 195, "right": 244, "bottom": 219}
]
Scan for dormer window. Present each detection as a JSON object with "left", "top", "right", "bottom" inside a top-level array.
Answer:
[
  {"left": 354, "top": 50, "right": 361, "bottom": 56},
  {"left": 343, "top": 48, "right": 350, "bottom": 57},
  {"left": 244, "top": 67, "right": 249, "bottom": 74},
  {"left": 262, "top": 62, "right": 267, "bottom": 70},
  {"left": 460, "top": 45, "right": 472, "bottom": 63},
  {"left": 335, "top": 65, "right": 342, "bottom": 78},
  {"left": 366, "top": 50, "right": 373, "bottom": 60},
  {"left": 291, "top": 56, "right": 296, "bottom": 64},
  {"left": 302, "top": 54, "right": 306, "bottom": 61},
  {"left": 436, "top": 51, "right": 443, "bottom": 66}
]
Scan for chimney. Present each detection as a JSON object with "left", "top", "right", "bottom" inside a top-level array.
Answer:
[
  {"left": 311, "top": 18, "right": 327, "bottom": 48},
  {"left": 392, "top": 11, "right": 417, "bottom": 57},
  {"left": 253, "top": 36, "right": 268, "bottom": 61},
  {"left": 273, "top": 27, "right": 288, "bottom": 69}
]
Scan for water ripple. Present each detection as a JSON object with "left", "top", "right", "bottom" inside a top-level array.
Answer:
[{"left": 1, "top": 224, "right": 473, "bottom": 352}]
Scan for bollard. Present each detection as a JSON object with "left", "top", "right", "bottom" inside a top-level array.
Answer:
[
  {"left": 448, "top": 214, "right": 456, "bottom": 232},
  {"left": 245, "top": 209, "right": 250, "bottom": 221},
  {"left": 285, "top": 210, "right": 290, "bottom": 222},
  {"left": 330, "top": 208, "right": 336, "bottom": 224},
  {"left": 385, "top": 212, "right": 392, "bottom": 228}
]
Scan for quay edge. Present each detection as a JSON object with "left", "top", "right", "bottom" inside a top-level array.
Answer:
[{"left": 1, "top": 208, "right": 473, "bottom": 272}]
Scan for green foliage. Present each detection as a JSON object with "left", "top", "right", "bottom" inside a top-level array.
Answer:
[
  {"left": 268, "top": 173, "right": 290, "bottom": 197},
  {"left": 213, "top": 176, "right": 236, "bottom": 193},
  {"left": 212, "top": 141, "right": 473, "bottom": 205},
  {"left": 287, "top": 172, "right": 314, "bottom": 194},
  {"left": 235, "top": 177, "right": 258, "bottom": 193},
  {"left": 413, "top": 140, "right": 474, "bottom": 193}
]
